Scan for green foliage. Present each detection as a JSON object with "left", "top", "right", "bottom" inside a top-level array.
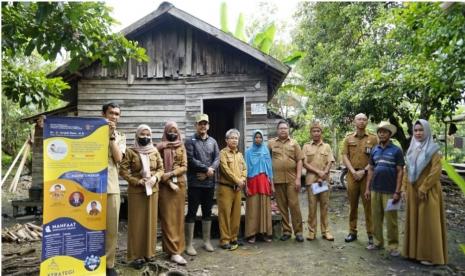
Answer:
[
  {"left": 234, "top": 13, "right": 246, "bottom": 42},
  {"left": 441, "top": 159, "right": 465, "bottom": 194},
  {"left": 220, "top": 2, "right": 229, "bottom": 33},
  {"left": 442, "top": 159, "right": 465, "bottom": 255},
  {"left": 2, "top": 2, "right": 148, "bottom": 109},
  {"left": 252, "top": 24, "right": 276, "bottom": 54},
  {"left": 294, "top": 2, "right": 465, "bottom": 150}
]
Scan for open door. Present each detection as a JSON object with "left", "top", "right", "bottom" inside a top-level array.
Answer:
[{"left": 203, "top": 98, "right": 245, "bottom": 152}]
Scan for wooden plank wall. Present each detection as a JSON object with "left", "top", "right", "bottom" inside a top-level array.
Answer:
[
  {"left": 78, "top": 18, "right": 273, "bottom": 147},
  {"left": 81, "top": 19, "right": 263, "bottom": 81},
  {"left": 77, "top": 74, "right": 269, "bottom": 148}
]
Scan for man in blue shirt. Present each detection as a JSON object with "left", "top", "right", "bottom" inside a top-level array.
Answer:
[{"left": 364, "top": 121, "right": 404, "bottom": 256}]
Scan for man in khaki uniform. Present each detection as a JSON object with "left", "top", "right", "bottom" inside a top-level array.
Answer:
[
  {"left": 268, "top": 120, "right": 304, "bottom": 242},
  {"left": 302, "top": 122, "right": 335, "bottom": 241},
  {"left": 103, "top": 103, "right": 126, "bottom": 276},
  {"left": 342, "top": 113, "right": 377, "bottom": 245},
  {"left": 218, "top": 129, "right": 247, "bottom": 251}
]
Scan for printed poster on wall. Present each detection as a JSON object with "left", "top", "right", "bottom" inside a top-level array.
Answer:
[{"left": 41, "top": 117, "right": 108, "bottom": 276}]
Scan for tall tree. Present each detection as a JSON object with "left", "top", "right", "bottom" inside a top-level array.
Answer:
[
  {"left": 295, "top": 2, "right": 465, "bottom": 150},
  {"left": 2, "top": 2, "right": 148, "bottom": 109}
]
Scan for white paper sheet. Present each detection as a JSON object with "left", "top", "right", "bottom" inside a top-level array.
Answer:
[
  {"left": 385, "top": 199, "right": 401, "bottom": 211},
  {"left": 311, "top": 181, "right": 329, "bottom": 195},
  {"left": 145, "top": 182, "right": 153, "bottom": 196}
]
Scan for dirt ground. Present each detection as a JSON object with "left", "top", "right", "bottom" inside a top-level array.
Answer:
[{"left": 2, "top": 178, "right": 465, "bottom": 276}]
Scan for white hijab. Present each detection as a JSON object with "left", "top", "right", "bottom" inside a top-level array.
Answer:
[{"left": 406, "top": 119, "right": 440, "bottom": 183}]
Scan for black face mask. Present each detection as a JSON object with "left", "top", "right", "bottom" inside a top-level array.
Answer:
[
  {"left": 138, "top": 137, "right": 151, "bottom": 146},
  {"left": 166, "top": 133, "right": 178, "bottom": 142}
]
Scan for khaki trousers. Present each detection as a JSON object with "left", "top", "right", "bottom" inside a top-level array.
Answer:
[
  {"left": 106, "top": 193, "right": 120, "bottom": 268},
  {"left": 347, "top": 173, "right": 373, "bottom": 235},
  {"left": 217, "top": 185, "right": 242, "bottom": 245},
  {"left": 307, "top": 188, "right": 330, "bottom": 236},
  {"left": 275, "top": 183, "right": 303, "bottom": 235},
  {"left": 371, "top": 191, "right": 398, "bottom": 250}
]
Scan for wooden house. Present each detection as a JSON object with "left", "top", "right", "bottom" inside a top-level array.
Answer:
[{"left": 25, "top": 2, "right": 290, "bottom": 196}]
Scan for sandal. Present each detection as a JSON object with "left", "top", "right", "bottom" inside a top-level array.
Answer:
[
  {"left": 130, "top": 258, "right": 145, "bottom": 270},
  {"left": 247, "top": 237, "right": 256, "bottom": 244},
  {"left": 263, "top": 237, "right": 272, "bottom": 243}
]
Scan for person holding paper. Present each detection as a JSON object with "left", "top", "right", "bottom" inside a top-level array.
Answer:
[
  {"left": 156, "top": 121, "right": 188, "bottom": 265},
  {"left": 120, "top": 124, "right": 164, "bottom": 269},
  {"left": 364, "top": 122, "right": 404, "bottom": 256},
  {"left": 302, "top": 121, "right": 335, "bottom": 241},
  {"left": 244, "top": 130, "right": 274, "bottom": 244},
  {"left": 218, "top": 129, "right": 247, "bottom": 250},
  {"left": 268, "top": 120, "right": 304, "bottom": 242},
  {"left": 342, "top": 113, "right": 377, "bottom": 245},
  {"left": 402, "top": 119, "right": 447, "bottom": 265}
]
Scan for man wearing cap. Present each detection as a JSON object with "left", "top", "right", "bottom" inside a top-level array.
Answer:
[
  {"left": 184, "top": 113, "right": 220, "bottom": 255},
  {"left": 268, "top": 120, "right": 304, "bottom": 242},
  {"left": 302, "top": 121, "right": 335, "bottom": 241},
  {"left": 342, "top": 113, "right": 377, "bottom": 245},
  {"left": 364, "top": 121, "right": 404, "bottom": 256}
]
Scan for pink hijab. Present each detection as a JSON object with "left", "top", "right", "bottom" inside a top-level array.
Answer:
[{"left": 157, "top": 121, "right": 182, "bottom": 172}]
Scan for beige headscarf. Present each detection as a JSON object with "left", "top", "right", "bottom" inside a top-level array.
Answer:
[{"left": 132, "top": 124, "right": 157, "bottom": 178}]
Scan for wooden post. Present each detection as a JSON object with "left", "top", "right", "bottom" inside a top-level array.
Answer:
[{"left": 1, "top": 140, "right": 28, "bottom": 187}]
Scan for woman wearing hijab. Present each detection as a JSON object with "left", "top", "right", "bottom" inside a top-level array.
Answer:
[
  {"left": 244, "top": 130, "right": 274, "bottom": 243},
  {"left": 402, "top": 119, "right": 447, "bottom": 265},
  {"left": 157, "top": 121, "right": 188, "bottom": 265},
  {"left": 120, "top": 124, "right": 164, "bottom": 268}
]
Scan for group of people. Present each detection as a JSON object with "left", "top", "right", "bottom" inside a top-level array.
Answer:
[{"left": 98, "top": 102, "right": 447, "bottom": 275}]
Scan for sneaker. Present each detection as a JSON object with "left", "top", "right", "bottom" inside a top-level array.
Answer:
[
  {"left": 366, "top": 244, "right": 382, "bottom": 250},
  {"left": 389, "top": 250, "right": 400, "bottom": 257},
  {"left": 220, "top": 243, "right": 231, "bottom": 250},
  {"left": 170, "top": 254, "right": 187, "bottom": 265},
  {"left": 129, "top": 258, "right": 145, "bottom": 270},
  {"left": 344, "top": 233, "right": 357, "bottom": 243},
  {"left": 295, "top": 234, "right": 304, "bottom": 242},
  {"left": 229, "top": 243, "right": 239, "bottom": 251},
  {"left": 280, "top": 234, "right": 291, "bottom": 241},
  {"left": 231, "top": 240, "right": 244, "bottom": 246}
]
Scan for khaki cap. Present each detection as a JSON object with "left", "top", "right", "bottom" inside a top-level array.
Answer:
[
  {"left": 195, "top": 113, "right": 209, "bottom": 123},
  {"left": 377, "top": 121, "right": 397, "bottom": 136}
]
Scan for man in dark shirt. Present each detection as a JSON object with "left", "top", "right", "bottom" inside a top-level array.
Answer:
[
  {"left": 364, "top": 121, "right": 404, "bottom": 256},
  {"left": 184, "top": 113, "right": 220, "bottom": 255}
]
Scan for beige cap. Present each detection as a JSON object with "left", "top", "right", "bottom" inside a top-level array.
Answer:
[
  {"left": 195, "top": 113, "right": 209, "bottom": 123},
  {"left": 377, "top": 121, "right": 397, "bottom": 136}
]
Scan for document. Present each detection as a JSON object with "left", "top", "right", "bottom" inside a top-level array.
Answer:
[
  {"left": 385, "top": 199, "right": 401, "bottom": 211},
  {"left": 311, "top": 181, "right": 329, "bottom": 195},
  {"left": 145, "top": 182, "right": 153, "bottom": 196}
]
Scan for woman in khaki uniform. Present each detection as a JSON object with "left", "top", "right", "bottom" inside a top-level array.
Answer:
[
  {"left": 402, "top": 119, "right": 447, "bottom": 265},
  {"left": 120, "top": 124, "right": 164, "bottom": 269},
  {"left": 157, "top": 121, "right": 188, "bottom": 265}
]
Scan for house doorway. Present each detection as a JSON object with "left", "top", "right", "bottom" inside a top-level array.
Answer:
[{"left": 203, "top": 97, "right": 245, "bottom": 153}]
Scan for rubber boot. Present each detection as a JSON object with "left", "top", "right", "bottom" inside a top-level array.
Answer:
[
  {"left": 202, "top": 220, "right": 214, "bottom": 252},
  {"left": 185, "top": 222, "right": 197, "bottom": 256}
]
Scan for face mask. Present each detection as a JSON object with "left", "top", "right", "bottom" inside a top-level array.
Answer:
[
  {"left": 138, "top": 137, "right": 151, "bottom": 146},
  {"left": 167, "top": 133, "right": 178, "bottom": 142}
]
